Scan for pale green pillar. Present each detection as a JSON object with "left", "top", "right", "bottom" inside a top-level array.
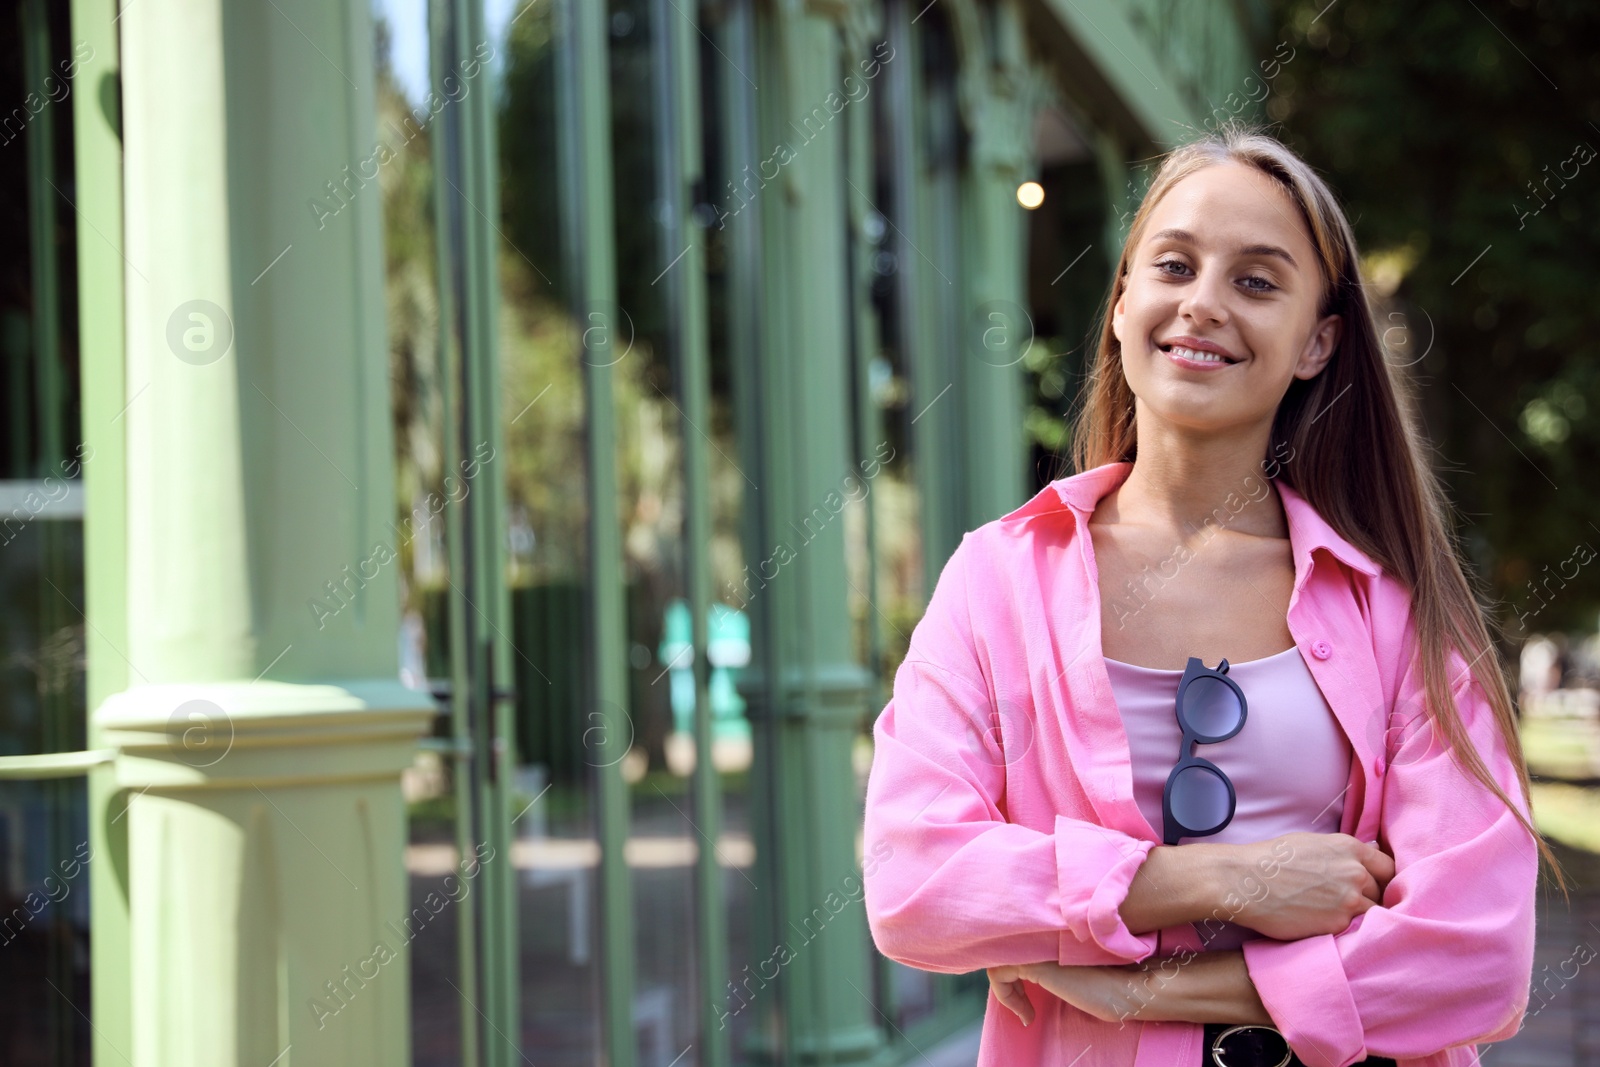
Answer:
[
  {"left": 73, "top": 0, "right": 136, "bottom": 1058},
  {"left": 954, "top": 0, "right": 1045, "bottom": 529},
  {"left": 741, "top": 0, "right": 884, "bottom": 1062},
  {"left": 93, "top": 1, "right": 433, "bottom": 1065}
]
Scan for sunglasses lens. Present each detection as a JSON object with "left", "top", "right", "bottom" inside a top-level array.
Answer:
[
  {"left": 1170, "top": 764, "right": 1231, "bottom": 835},
  {"left": 1181, "top": 675, "right": 1244, "bottom": 739}
]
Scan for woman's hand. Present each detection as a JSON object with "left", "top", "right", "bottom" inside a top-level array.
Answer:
[
  {"left": 987, "top": 963, "right": 1143, "bottom": 1026},
  {"left": 1120, "top": 833, "right": 1395, "bottom": 943},
  {"left": 987, "top": 965, "right": 1038, "bottom": 1026},
  {"left": 1223, "top": 832, "right": 1396, "bottom": 941},
  {"left": 988, "top": 953, "right": 1273, "bottom": 1028}
]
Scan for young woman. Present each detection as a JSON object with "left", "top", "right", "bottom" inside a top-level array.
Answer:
[{"left": 861, "top": 125, "right": 1559, "bottom": 1067}]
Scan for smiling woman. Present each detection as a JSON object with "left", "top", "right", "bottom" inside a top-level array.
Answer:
[
  {"left": 1112, "top": 165, "right": 1344, "bottom": 443},
  {"left": 862, "top": 121, "right": 1560, "bottom": 1067}
]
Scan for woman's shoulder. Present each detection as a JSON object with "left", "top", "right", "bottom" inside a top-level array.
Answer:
[
  {"left": 971, "top": 477, "right": 1092, "bottom": 552},
  {"left": 952, "top": 489, "right": 1083, "bottom": 590},
  {"left": 926, "top": 485, "right": 1095, "bottom": 636}
]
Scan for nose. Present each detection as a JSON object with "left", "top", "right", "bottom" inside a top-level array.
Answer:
[{"left": 1177, "top": 262, "right": 1230, "bottom": 328}]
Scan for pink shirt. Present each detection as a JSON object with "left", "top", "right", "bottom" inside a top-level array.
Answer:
[
  {"left": 862, "top": 461, "right": 1537, "bottom": 1067},
  {"left": 1104, "top": 647, "right": 1352, "bottom": 950}
]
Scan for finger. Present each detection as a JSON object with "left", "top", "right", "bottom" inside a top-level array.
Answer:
[
  {"left": 1358, "top": 869, "right": 1381, "bottom": 905},
  {"left": 986, "top": 969, "right": 1014, "bottom": 1000},
  {"left": 1360, "top": 843, "right": 1397, "bottom": 886},
  {"left": 991, "top": 979, "right": 1035, "bottom": 1026},
  {"left": 986, "top": 968, "right": 1004, "bottom": 991},
  {"left": 986, "top": 969, "right": 1034, "bottom": 1024}
]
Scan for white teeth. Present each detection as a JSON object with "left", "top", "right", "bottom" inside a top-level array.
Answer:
[{"left": 1169, "top": 345, "right": 1229, "bottom": 364}]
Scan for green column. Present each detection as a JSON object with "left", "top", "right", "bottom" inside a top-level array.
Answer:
[
  {"left": 841, "top": 6, "right": 888, "bottom": 706},
  {"left": 1096, "top": 127, "right": 1136, "bottom": 260},
  {"left": 954, "top": 0, "right": 1044, "bottom": 529},
  {"left": 743, "top": 1, "right": 884, "bottom": 1062},
  {"left": 898, "top": 0, "right": 967, "bottom": 593},
  {"left": 93, "top": 1, "right": 433, "bottom": 1065},
  {"left": 73, "top": 0, "right": 135, "bottom": 1058},
  {"left": 659, "top": 0, "right": 732, "bottom": 1062}
]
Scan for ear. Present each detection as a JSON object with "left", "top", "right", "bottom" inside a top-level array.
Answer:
[
  {"left": 1111, "top": 291, "right": 1127, "bottom": 346},
  {"left": 1294, "top": 313, "right": 1342, "bottom": 380}
]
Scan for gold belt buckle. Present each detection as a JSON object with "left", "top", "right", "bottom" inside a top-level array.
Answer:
[{"left": 1209, "top": 1024, "right": 1293, "bottom": 1067}]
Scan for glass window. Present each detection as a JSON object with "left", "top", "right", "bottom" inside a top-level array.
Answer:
[
  {"left": 1022, "top": 105, "right": 1110, "bottom": 491},
  {"left": 494, "top": 0, "right": 608, "bottom": 1062},
  {"left": 0, "top": 0, "right": 91, "bottom": 1062},
  {"left": 370, "top": 1, "right": 471, "bottom": 1061}
]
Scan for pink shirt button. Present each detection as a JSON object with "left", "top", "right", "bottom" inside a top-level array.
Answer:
[
  {"left": 1373, "top": 756, "right": 1385, "bottom": 777},
  {"left": 1310, "top": 640, "right": 1333, "bottom": 660}
]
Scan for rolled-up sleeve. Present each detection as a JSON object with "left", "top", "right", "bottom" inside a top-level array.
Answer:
[
  {"left": 1242, "top": 643, "right": 1538, "bottom": 1066},
  {"left": 863, "top": 533, "right": 1161, "bottom": 973}
]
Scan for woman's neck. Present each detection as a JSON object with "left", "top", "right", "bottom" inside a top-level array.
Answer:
[{"left": 1107, "top": 415, "right": 1286, "bottom": 540}]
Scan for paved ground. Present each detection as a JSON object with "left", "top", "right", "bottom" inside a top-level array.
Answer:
[{"left": 1483, "top": 840, "right": 1600, "bottom": 1067}]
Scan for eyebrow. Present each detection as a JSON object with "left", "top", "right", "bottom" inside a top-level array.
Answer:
[{"left": 1147, "top": 227, "right": 1300, "bottom": 271}]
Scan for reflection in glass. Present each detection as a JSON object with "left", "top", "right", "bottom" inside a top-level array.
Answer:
[
  {"left": 497, "top": 1, "right": 605, "bottom": 1062},
  {"left": 0, "top": 533, "right": 90, "bottom": 1067},
  {"left": 0, "top": 0, "right": 91, "bottom": 1060},
  {"left": 371, "top": 3, "right": 467, "bottom": 1061},
  {"left": 612, "top": 0, "right": 705, "bottom": 1058}
]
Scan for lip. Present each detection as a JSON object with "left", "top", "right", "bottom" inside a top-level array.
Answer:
[
  {"left": 1157, "top": 335, "right": 1241, "bottom": 370},
  {"left": 1164, "top": 347, "right": 1235, "bottom": 372},
  {"left": 1160, "top": 335, "right": 1238, "bottom": 358}
]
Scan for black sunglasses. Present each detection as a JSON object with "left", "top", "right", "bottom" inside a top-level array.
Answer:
[{"left": 1162, "top": 657, "right": 1248, "bottom": 847}]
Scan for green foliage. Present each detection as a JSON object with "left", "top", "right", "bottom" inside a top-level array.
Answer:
[{"left": 1243, "top": 0, "right": 1600, "bottom": 632}]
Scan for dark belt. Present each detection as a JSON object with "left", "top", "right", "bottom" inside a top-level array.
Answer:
[{"left": 1201, "top": 1023, "right": 1398, "bottom": 1067}]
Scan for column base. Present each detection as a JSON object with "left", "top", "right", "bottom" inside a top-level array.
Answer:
[{"left": 94, "top": 680, "right": 435, "bottom": 1067}]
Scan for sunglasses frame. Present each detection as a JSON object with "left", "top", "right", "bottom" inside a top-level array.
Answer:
[{"left": 1162, "top": 657, "right": 1248, "bottom": 846}]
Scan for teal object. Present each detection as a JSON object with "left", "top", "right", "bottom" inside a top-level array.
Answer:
[{"left": 659, "top": 598, "right": 751, "bottom": 742}]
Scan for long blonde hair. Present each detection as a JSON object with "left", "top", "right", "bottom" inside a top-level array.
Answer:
[{"left": 1068, "top": 121, "right": 1566, "bottom": 895}]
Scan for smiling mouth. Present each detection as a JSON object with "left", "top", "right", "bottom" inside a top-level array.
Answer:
[{"left": 1159, "top": 343, "right": 1240, "bottom": 366}]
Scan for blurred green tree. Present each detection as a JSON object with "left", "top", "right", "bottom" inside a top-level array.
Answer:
[
  {"left": 1021, "top": 0, "right": 1600, "bottom": 644},
  {"left": 1258, "top": 0, "right": 1600, "bottom": 640}
]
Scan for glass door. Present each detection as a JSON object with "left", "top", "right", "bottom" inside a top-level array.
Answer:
[
  {"left": 0, "top": 0, "right": 93, "bottom": 1063},
  {"left": 376, "top": 0, "right": 992, "bottom": 1063}
]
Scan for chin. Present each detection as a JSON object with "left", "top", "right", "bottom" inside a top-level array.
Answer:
[{"left": 1139, "top": 391, "right": 1259, "bottom": 434}]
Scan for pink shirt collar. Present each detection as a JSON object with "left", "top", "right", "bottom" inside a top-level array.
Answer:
[{"left": 1002, "top": 460, "right": 1383, "bottom": 583}]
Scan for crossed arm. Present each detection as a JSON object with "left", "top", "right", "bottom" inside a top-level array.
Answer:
[{"left": 988, "top": 834, "right": 1397, "bottom": 1027}]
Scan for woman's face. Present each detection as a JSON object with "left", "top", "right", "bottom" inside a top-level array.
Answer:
[{"left": 1111, "top": 161, "right": 1342, "bottom": 436}]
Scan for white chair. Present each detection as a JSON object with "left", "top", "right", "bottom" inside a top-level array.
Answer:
[{"left": 513, "top": 764, "right": 591, "bottom": 965}]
